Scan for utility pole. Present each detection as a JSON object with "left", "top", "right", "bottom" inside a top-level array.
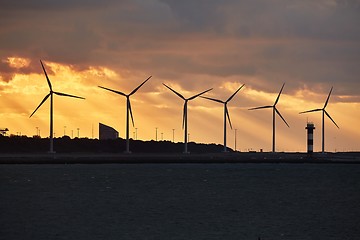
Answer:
[
  {"left": 155, "top": 127, "right": 158, "bottom": 141},
  {"left": 135, "top": 128, "right": 138, "bottom": 140},
  {"left": 77, "top": 128, "right": 80, "bottom": 138},
  {"left": 234, "top": 129, "right": 237, "bottom": 152},
  {"left": 172, "top": 129, "right": 175, "bottom": 142}
]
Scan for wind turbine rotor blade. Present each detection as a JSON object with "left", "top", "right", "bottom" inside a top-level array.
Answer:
[
  {"left": 226, "top": 84, "right": 245, "bottom": 102},
  {"left": 275, "top": 107, "right": 290, "bottom": 128},
  {"left": 248, "top": 105, "right": 272, "bottom": 111},
  {"left": 200, "top": 96, "right": 224, "bottom": 104},
  {"left": 130, "top": 76, "right": 152, "bottom": 96},
  {"left": 274, "top": 83, "right": 285, "bottom": 105},
  {"left": 128, "top": 100, "right": 135, "bottom": 127},
  {"left": 182, "top": 102, "right": 187, "bottom": 129},
  {"left": 53, "top": 91, "right": 85, "bottom": 99},
  {"left": 29, "top": 93, "right": 50, "bottom": 118},
  {"left": 299, "top": 109, "right": 322, "bottom": 114},
  {"left": 188, "top": 88, "right": 213, "bottom": 100},
  {"left": 324, "top": 110, "right": 339, "bottom": 129},
  {"left": 98, "top": 86, "right": 127, "bottom": 96},
  {"left": 163, "top": 83, "right": 185, "bottom": 100},
  {"left": 324, "top": 86, "right": 333, "bottom": 109},
  {"left": 225, "top": 106, "right": 233, "bottom": 129},
  {"left": 40, "top": 60, "right": 52, "bottom": 91}
]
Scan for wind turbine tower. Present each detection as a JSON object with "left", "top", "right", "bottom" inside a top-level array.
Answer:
[
  {"left": 201, "top": 84, "right": 244, "bottom": 152},
  {"left": 99, "top": 76, "right": 152, "bottom": 153},
  {"left": 248, "top": 83, "right": 289, "bottom": 152},
  {"left": 30, "top": 60, "right": 85, "bottom": 153},
  {"left": 163, "top": 83, "right": 212, "bottom": 154},
  {"left": 299, "top": 87, "right": 339, "bottom": 153}
]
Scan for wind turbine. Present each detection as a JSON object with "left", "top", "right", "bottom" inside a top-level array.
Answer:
[
  {"left": 248, "top": 83, "right": 289, "bottom": 152},
  {"left": 163, "top": 83, "right": 212, "bottom": 154},
  {"left": 201, "top": 84, "right": 245, "bottom": 152},
  {"left": 299, "top": 87, "right": 339, "bottom": 153},
  {"left": 30, "top": 60, "right": 85, "bottom": 153},
  {"left": 98, "top": 76, "right": 152, "bottom": 153}
]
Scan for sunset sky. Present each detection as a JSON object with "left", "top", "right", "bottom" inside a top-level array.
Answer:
[{"left": 0, "top": 0, "right": 359, "bottom": 152}]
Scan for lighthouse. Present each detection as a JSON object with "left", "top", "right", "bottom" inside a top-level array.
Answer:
[{"left": 305, "top": 122, "right": 315, "bottom": 154}]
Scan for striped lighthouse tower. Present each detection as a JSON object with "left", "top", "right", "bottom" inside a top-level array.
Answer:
[{"left": 305, "top": 122, "right": 315, "bottom": 154}]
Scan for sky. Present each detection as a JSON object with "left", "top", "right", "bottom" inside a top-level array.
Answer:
[{"left": 0, "top": 0, "right": 359, "bottom": 152}]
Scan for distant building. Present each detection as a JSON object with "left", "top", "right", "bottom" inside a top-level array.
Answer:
[
  {"left": 99, "top": 123, "right": 118, "bottom": 140},
  {"left": 0, "top": 128, "right": 9, "bottom": 136}
]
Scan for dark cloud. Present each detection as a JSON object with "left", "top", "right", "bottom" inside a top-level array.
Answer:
[
  {"left": 160, "top": 0, "right": 360, "bottom": 41},
  {"left": 0, "top": 0, "right": 121, "bottom": 11},
  {"left": 0, "top": 0, "right": 359, "bottom": 99},
  {"left": 158, "top": 0, "right": 226, "bottom": 32},
  {"left": 0, "top": 58, "right": 42, "bottom": 82}
]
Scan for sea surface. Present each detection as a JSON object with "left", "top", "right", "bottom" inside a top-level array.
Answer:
[{"left": 1, "top": 163, "right": 359, "bottom": 240}]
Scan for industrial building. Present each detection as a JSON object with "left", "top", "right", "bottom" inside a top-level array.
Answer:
[
  {"left": 99, "top": 123, "right": 118, "bottom": 140},
  {"left": 0, "top": 128, "right": 9, "bottom": 136}
]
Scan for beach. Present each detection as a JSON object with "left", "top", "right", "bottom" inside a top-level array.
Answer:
[{"left": 1, "top": 162, "right": 359, "bottom": 239}]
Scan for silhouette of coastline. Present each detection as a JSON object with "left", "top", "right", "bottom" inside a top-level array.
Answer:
[
  {"left": 0, "top": 135, "right": 227, "bottom": 154},
  {"left": 0, "top": 135, "right": 359, "bottom": 164}
]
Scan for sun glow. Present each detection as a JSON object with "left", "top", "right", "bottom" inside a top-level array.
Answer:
[{"left": 0, "top": 59, "right": 359, "bottom": 152}]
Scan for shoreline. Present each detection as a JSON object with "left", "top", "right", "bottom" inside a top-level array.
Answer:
[{"left": 0, "top": 152, "right": 359, "bottom": 164}]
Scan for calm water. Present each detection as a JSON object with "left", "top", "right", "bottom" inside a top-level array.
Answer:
[{"left": 1, "top": 163, "right": 360, "bottom": 240}]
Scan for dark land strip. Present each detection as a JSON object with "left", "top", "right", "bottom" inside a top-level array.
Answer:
[{"left": 0, "top": 152, "right": 359, "bottom": 164}]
